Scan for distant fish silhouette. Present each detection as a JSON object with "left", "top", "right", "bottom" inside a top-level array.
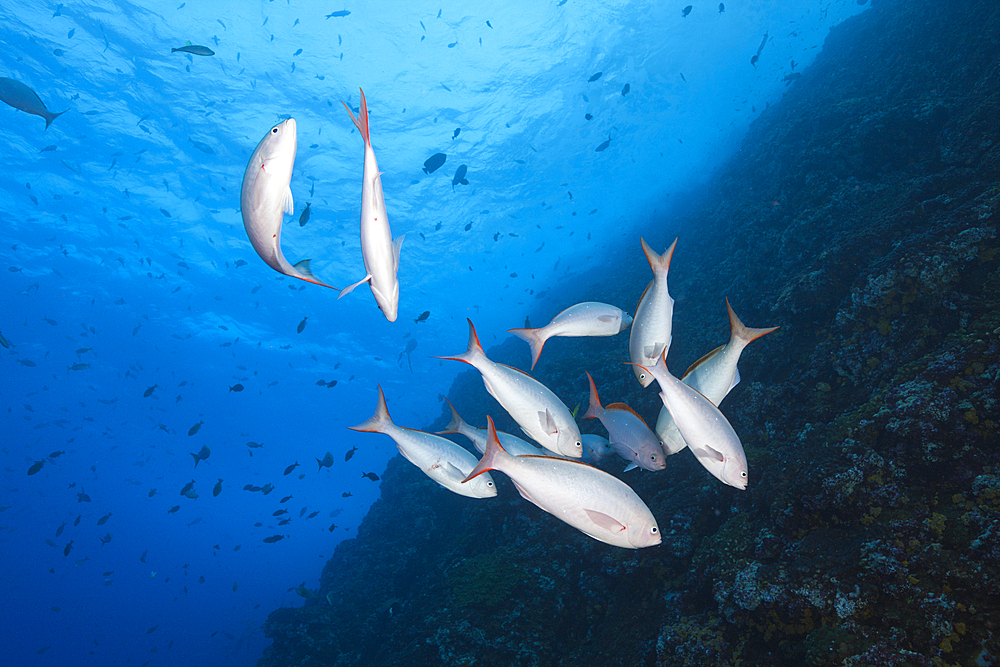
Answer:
[
  {"left": 0, "top": 78, "right": 66, "bottom": 129},
  {"left": 423, "top": 152, "right": 446, "bottom": 174},
  {"left": 171, "top": 42, "right": 214, "bottom": 56}
]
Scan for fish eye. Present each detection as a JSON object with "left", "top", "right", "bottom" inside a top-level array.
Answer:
[
  {"left": 486, "top": 480, "right": 494, "bottom": 487},
  {"left": 741, "top": 471, "right": 747, "bottom": 478},
  {"left": 639, "top": 372, "right": 646, "bottom": 380},
  {"left": 651, "top": 526, "right": 658, "bottom": 534},
  {"left": 271, "top": 127, "right": 278, "bottom": 133}
]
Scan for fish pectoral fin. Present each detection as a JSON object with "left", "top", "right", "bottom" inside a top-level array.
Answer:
[
  {"left": 538, "top": 409, "right": 558, "bottom": 435},
  {"left": 597, "top": 315, "right": 616, "bottom": 323},
  {"left": 584, "top": 509, "right": 626, "bottom": 534},
  {"left": 693, "top": 444, "right": 725, "bottom": 463},
  {"left": 729, "top": 367, "right": 741, "bottom": 393},
  {"left": 643, "top": 342, "right": 666, "bottom": 360},
  {"left": 392, "top": 234, "right": 405, "bottom": 267},
  {"left": 283, "top": 185, "right": 294, "bottom": 215},
  {"left": 623, "top": 463, "right": 638, "bottom": 472},
  {"left": 337, "top": 274, "right": 372, "bottom": 300},
  {"left": 436, "top": 461, "right": 466, "bottom": 484}
]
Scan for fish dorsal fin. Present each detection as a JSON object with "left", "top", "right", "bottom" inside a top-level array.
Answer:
[
  {"left": 682, "top": 344, "right": 725, "bottom": 379},
  {"left": 283, "top": 186, "right": 294, "bottom": 215},
  {"left": 605, "top": 402, "right": 645, "bottom": 423},
  {"left": 538, "top": 409, "right": 557, "bottom": 435},
  {"left": 497, "top": 362, "right": 539, "bottom": 379},
  {"left": 584, "top": 509, "right": 626, "bottom": 534}
]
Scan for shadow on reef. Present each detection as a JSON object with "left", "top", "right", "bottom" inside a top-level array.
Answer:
[{"left": 259, "top": 0, "right": 1000, "bottom": 665}]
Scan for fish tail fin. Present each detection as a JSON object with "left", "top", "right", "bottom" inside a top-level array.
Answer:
[
  {"left": 347, "top": 385, "right": 393, "bottom": 433},
  {"left": 726, "top": 298, "right": 779, "bottom": 346},
  {"left": 582, "top": 371, "right": 602, "bottom": 420},
  {"left": 44, "top": 110, "right": 66, "bottom": 130},
  {"left": 435, "top": 319, "right": 485, "bottom": 366},
  {"left": 342, "top": 88, "right": 370, "bottom": 143},
  {"left": 316, "top": 458, "right": 323, "bottom": 471},
  {"left": 507, "top": 327, "right": 545, "bottom": 370},
  {"left": 640, "top": 237, "right": 678, "bottom": 277},
  {"left": 435, "top": 398, "right": 466, "bottom": 435},
  {"left": 463, "top": 416, "right": 507, "bottom": 483},
  {"left": 292, "top": 259, "right": 340, "bottom": 291}
]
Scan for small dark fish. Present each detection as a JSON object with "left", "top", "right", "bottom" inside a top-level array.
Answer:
[
  {"left": 362, "top": 471, "right": 379, "bottom": 482},
  {"left": 414, "top": 311, "right": 430, "bottom": 323},
  {"left": 160, "top": 208, "right": 171, "bottom": 217},
  {"left": 167, "top": 505, "right": 180, "bottom": 514},
  {"left": 63, "top": 540, "right": 73, "bottom": 556},
  {"left": 188, "top": 420, "right": 204, "bottom": 436},
  {"left": 172, "top": 44, "right": 215, "bottom": 56},
  {"left": 345, "top": 445, "right": 358, "bottom": 462},
  {"left": 595, "top": 135, "right": 611, "bottom": 152},
  {"left": 55, "top": 522, "right": 66, "bottom": 537},
  {"left": 28, "top": 460, "right": 45, "bottom": 475},
  {"left": 464, "top": 222, "right": 472, "bottom": 231},
  {"left": 326, "top": 9, "right": 350, "bottom": 18},
  {"left": 229, "top": 384, "right": 244, "bottom": 392},
  {"left": 719, "top": 3, "right": 725, "bottom": 12},
  {"left": 280, "top": 495, "right": 293, "bottom": 504},
  {"left": 329, "top": 523, "right": 337, "bottom": 532},
  {"left": 423, "top": 152, "right": 446, "bottom": 174},
  {"left": 99, "top": 532, "right": 112, "bottom": 547},
  {"left": 97, "top": 512, "right": 112, "bottom": 525},
  {"left": 68, "top": 363, "right": 91, "bottom": 371},
  {"left": 41, "top": 145, "right": 57, "bottom": 152},
  {"left": 452, "top": 164, "right": 469, "bottom": 190},
  {"left": 144, "top": 384, "right": 157, "bottom": 397},
  {"left": 77, "top": 489, "right": 91, "bottom": 502},
  {"left": 263, "top": 535, "right": 285, "bottom": 543},
  {"left": 148, "top": 489, "right": 156, "bottom": 498},
  {"left": 298, "top": 202, "right": 311, "bottom": 227},
  {"left": 190, "top": 445, "right": 211, "bottom": 467},
  {"left": 0, "top": 330, "right": 9, "bottom": 348},
  {"left": 342, "top": 491, "right": 352, "bottom": 497},
  {"left": 682, "top": 5, "right": 692, "bottom": 17},
  {"left": 448, "top": 41, "right": 457, "bottom": 48},
  {"left": 588, "top": 72, "right": 602, "bottom": 82},
  {"left": 284, "top": 462, "right": 300, "bottom": 475},
  {"left": 316, "top": 451, "right": 334, "bottom": 470},
  {"left": 147, "top": 625, "right": 158, "bottom": 634},
  {"left": 294, "top": 48, "right": 303, "bottom": 56},
  {"left": 74, "top": 514, "right": 81, "bottom": 526},
  {"left": 188, "top": 137, "right": 215, "bottom": 154},
  {"left": 585, "top": 113, "right": 593, "bottom": 121},
  {"left": 621, "top": 83, "right": 630, "bottom": 96},
  {"left": 18, "top": 359, "right": 36, "bottom": 367},
  {"left": 213, "top": 479, "right": 222, "bottom": 497},
  {"left": 452, "top": 127, "right": 460, "bottom": 139},
  {"left": 0, "top": 77, "right": 66, "bottom": 129},
  {"left": 297, "top": 316, "right": 307, "bottom": 333}
]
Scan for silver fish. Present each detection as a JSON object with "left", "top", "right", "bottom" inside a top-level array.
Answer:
[
  {"left": 438, "top": 320, "right": 582, "bottom": 458},
  {"left": 582, "top": 372, "right": 664, "bottom": 472},
  {"left": 509, "top": 301, "right": 632, "bottom": 370},
  {"left": 349, "top": 385, "right": 496, "bottom": 499},
  {"left": 437, "top": 398, "right": 544, "bottom": 457},
  {"left": 339, "top": 89, "right": 403, "bottom": 321},
  {"left": 240, "top": 119, "right": 338, "bottom": 289},
  {"left": 464, "top": 417, "right": 661, "bottom": 549},
  {"left": 629, "top": 238, "right": 677, "bottom": 387}
]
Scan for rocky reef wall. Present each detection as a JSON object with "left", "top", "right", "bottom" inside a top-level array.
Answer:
[{"left": 258, "top": 0, "right": 1000, "bottom": 665}]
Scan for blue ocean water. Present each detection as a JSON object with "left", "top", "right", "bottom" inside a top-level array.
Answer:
[{"left": 1, "top": 0, "right": 869, "bottom": 664}]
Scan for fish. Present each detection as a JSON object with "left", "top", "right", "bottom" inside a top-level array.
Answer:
[
  {"left": 437, "top": 398, "right": 543, "bottom": 457},
  {"left": 283, "top": 462, "right": 300, "bottom": 475},
  {"left": 147, "top": 625, "right": 158, "bottom": 634},
  {"left": 188, "top": 420, "right": 204, "bottom": 436},
  {"left": 348, "top": 386, "right": 497, "bottom": 499},
  {"left": 167, "top": 505, "right": 180, "bottom": 514},
  {"left": 171, "top": 43, "right": 215, "bottom": 56},
  {"left": 316, "top": 451, "right": 334, "bottom": 470},
  {"left": 634, "top": 351, "right": 747, "bottom": 490},
  {"left": 298, "top": 202, "right": 311, "bottom": 227},
  {"left": 508, "top": 302, "right": 633, "bottom": 370},
  {"left": 17, "top": 359, "right": 36, "bottom": 367},
  {"left": 262, "top": 535, "right": 285, "bottom": 543},
  {"left": 0, "top": 78, "right": 66, "bottom": 129},
  {"left": 190, "top": 445, "right": 210, "bottom": 467},
  {"left": 423, "top": 152, "right": 446, "bottom": 174},
  {"left": 628, "top": 238, "right": 678, "bottom": 387},
  {"left": 583, "top": 372, "right": 664, "bottom": 472},
  {"left": 213, "top": 479, "right": 223, "bottom": 497},
  {"left": 28, "top": 460, "right": 45, "bottom": 475},
  {"left": 64, "top": 541, "right": 73, "bottom": 556},
  {"left": 465, "top": 417, "right": 660, "bottom": 549},
  {"left": 189, "top": 137, "right": 214, "bottom": 154},
  {"left": 339, "top": 89, "right": 404, "bottom": 322},
  {"left": 361, "top": 472, "right": 379, "bottom": 482},
  {"left": 438, "top": 320, "right": 582, "bottom": 458},
  {"left": 655, "top": 299, "right": 778, "bottom": 454},
  {"left": 97, "top": 512, "right": 112, "bottom": 525},
  {"left": 452, "top": 164, "right": 469, "bottom": 190},
  {"left": 273, "top": 509, "right": 288, "bottom": 516},
  {"left": 55, "top": 522, "right": 66, "bottom": 537},
  {"left": 143, "top": 384, "right": 157, "bottom": 397},
  {"left": 67, "top": 363, "right": 90, "bottom": 371},
  {"left": 240, "top": 118, "right": 338, "bottom": 289},
  {"left": 99, "top": 532, "right": 112, "bottom": 547},
  {"left": 344, "top": 446, "right": 357, "bottom": 462},
  {"left": 297, "top": 316, "right": 307, "bottom": 333},
  {"left": 682, "top": 5, "right": 692, "bottom": 17},
  {"left": 452, "top": 127, "right": 461, "bottom": 139},
  {"left": 414, "top": 310, "right": 430, "bottom": 323},
  {"left": 621, "top": 83, "right": 630, "bottom": 96},
  {"left": 246, "top": 441, "right": 264, "bottom": 449},
  {"left": 229, "top": 384, "right": 244, "bottom": 392},
  {"left": 326, "top": 9, "right": 350, "bottom": 18},
  {"left": 0, "top": 330, "right": 9, "bottom": 348},
  {"left": 581, "top": 433, "right": 615, "bottom": 464},
  {"left": 719, "top": 2, "right": 725, "bottom": 12},
  {"left": 296, "top": 586, "right": 319, "bottom": 599},
  {"left": 588, "top": 72, "right": 602, "bottom": 82}
]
